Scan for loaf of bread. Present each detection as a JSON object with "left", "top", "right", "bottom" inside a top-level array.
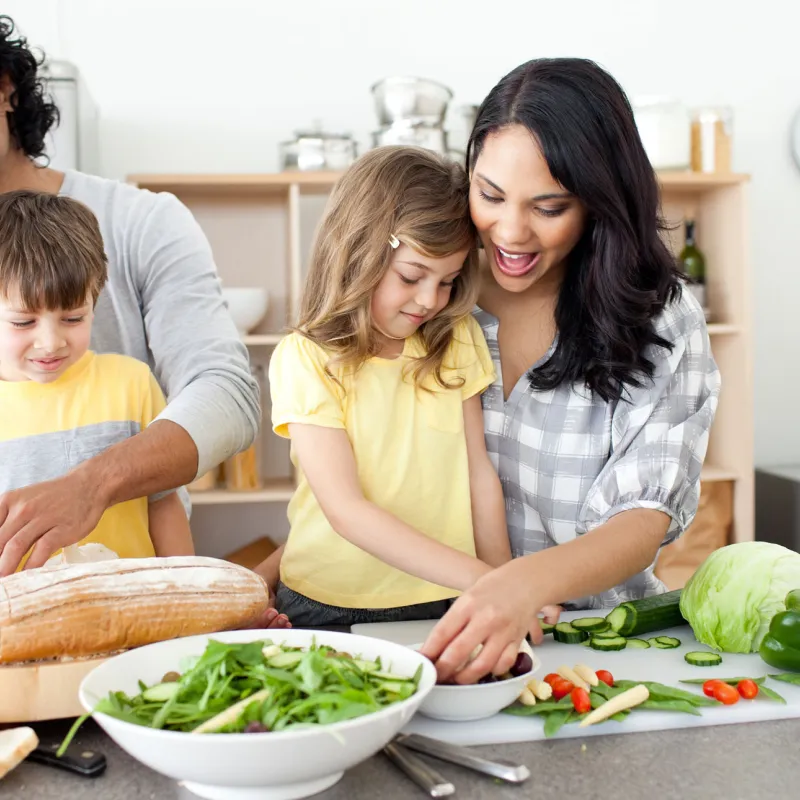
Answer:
[{"left": 0, "top": 556, "right": 270, "bottom": 664}]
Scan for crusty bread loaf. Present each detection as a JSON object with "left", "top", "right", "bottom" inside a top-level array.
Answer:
[{"left": 0, "top": 556, "right": 270, "bottom": 664}]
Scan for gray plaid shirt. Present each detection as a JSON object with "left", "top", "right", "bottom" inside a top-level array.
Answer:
[{"left": 476, "top": 287, "right": 721, "bottom": 609}]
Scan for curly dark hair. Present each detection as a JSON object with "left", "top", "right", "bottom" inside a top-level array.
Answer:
[
  {"left": 0, "top": 15, "right": 59, "bottom": 159},
  {"left": 467, "top": 58, "right": 682, "bottom": 404}
]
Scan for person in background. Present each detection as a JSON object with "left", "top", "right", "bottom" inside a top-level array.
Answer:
[
  {"left": 0, "top": 16, "right": 291, "bottom": 632},
  {"left": 0, "top": 190, "right": 194, "bottom": 562},
  {"left": 255, "top": 146, "right": 512, "bottom": 627},
  {"left": 421, "top": 58, "right": 721, "bottom": 682}
]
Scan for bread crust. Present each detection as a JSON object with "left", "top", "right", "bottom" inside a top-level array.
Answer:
[{"left": 0, "top": 556, "right": 270, "bottom": 664}]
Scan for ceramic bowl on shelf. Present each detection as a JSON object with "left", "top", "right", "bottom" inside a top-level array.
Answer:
[
  {"left": 409, "top": 640, "right": 540, "bottom": 722},
  {"left": 221, "top": 287, "right": 269, "bottom": 335},
  {"left": 78, "top": 629, "right": 436, "bottom": 800}
]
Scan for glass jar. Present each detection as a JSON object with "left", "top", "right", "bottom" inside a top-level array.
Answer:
[
  {"left": 224, "top": 362, "right": 265, "bottom": 491},
  {"left": 691, "top": 107, "right": 733, "bottom": 173}
]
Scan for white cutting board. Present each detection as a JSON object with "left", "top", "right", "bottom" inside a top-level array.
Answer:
[{"left": 352, "top": 611, "right": 800, "bottom": 745}]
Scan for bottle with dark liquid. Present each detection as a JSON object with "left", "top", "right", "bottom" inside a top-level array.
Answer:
[{"left": 679, "top": 220, "right": 709, "bottom": 320}]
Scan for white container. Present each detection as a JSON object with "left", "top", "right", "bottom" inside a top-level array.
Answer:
[
  {"left": 221, "top": 287, "right": 268, "bottom": 334},
  {"left": 632, "top": 96, "right": 691, "bottom": 170},
  {"left": 79, "top": 629, "right": 436, "bottom": 800}
]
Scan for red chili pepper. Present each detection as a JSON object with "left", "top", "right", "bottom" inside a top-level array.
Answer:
[
  {"left": 551, "top": 679, "right": 575, "bottom": 700},
  {"left": 713, "top": 682, "right": 740, "bottom": 705},
  {"left": 595, "top": 669, "right": 614, "bottom": 687},
  {"left": 737, "top": 679, "right": 759, "bottom": 700},
  {"left": 703, "top": 679, "right": 723, "bottom": 698},
  {"left": 571, "top": 686, "right": 591, "bottom": 714}
]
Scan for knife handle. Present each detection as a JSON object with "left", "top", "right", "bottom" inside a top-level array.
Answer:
[
  {"left": 396, "top": 733, "right": 530, "bottom": 783},
  {"left": 27, "top": 742, "right": 107, "bottom": 777},
  {"left": 383, "top": 742, "right": 454, "bottom": 797}
]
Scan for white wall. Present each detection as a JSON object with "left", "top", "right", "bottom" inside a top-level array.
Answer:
[{"left": 5, "top": 0, "right": 800, "bottom": 467}]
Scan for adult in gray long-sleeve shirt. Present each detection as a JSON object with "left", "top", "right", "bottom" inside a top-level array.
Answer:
[{"left": 0, "top": 16, "right": 260, "bottom": 573}]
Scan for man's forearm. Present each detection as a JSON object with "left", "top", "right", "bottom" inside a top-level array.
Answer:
[
  {"left": 75, "top": 420, "right": 198, "bottom": 507},
  {"left": 525, "top": 508, "right": 670, "bottom": 607}
]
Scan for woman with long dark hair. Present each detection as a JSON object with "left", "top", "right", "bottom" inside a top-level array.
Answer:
[{"left": 422, "top": 58, "right": 720, "bottom": 682}]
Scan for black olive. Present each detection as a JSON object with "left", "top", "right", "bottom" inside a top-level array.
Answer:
[
  {"left": 509, "top": 652, "right": 533, "bottom": 676},
  {"left": 243, "top": 721, "right": 269, "bottom": 733}
]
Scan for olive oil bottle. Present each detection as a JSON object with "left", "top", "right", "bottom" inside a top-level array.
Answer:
[{"left": 679, "top": 220, "right": 709, "bottom": 320}]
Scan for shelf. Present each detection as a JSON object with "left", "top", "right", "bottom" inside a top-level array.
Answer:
[
  {"left": 189, "top": 478, "right": 295, "bottom": 504},
  {"left": 701, "top": 465, "right": 739, "bottom": 482},
  {"left": 657, "top": 171, "right": 749, "bottom": 191},
  {"left": 706, "top": 324, "right": 742, "bottom": 336},
  {"left": 128, "top": 171, "right": 342, "bottom": 196},
  {"left": 242, "top": 333, "right": 284, "bottom": 346}
]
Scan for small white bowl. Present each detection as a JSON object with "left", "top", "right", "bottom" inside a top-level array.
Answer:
[
  {"left": 222, "top": 287, "right": 269, "bottom": 334},
  {"left": 411, "top": 643, "right": 541, "bottom": 722},
  {"left": 79, "top": 629, "right": 435, "bottom": 800}
]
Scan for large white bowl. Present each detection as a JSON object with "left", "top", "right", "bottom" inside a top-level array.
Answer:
[
  {"left": 411, "top": 642, "right": 541, "bottom": 722},
  {"left": 79, "top": 629, "right": 435, "bottom": 800},
  {"left": 222, "top": 287, "right": 269, "bottom": 334}
]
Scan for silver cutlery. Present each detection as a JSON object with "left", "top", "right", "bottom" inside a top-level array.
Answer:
[{"left": 383, "top": 741, "right": 455, "bottom": 797}]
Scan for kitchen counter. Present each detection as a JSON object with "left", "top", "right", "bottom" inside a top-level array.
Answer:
[{"left": 8, "top": 716, "right": 799, "bottom": 800}]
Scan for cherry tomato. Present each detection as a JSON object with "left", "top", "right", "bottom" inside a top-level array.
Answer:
[
  {"left": 703, "top": 679, "right": 723, "bottom": 698},
  {"left": 713, "top": 682, "right": 740, "bottom": 705},
  {"left": 571, "top": 687, "right": 591, "bottom": 714},
  {"left": 551, "top": 679, "right": 575, "bottom": 701},
  {"left": 543, "top": 673, "right": 562, "bottom": 687},
  {"left": 595, "top": 670, "right": 614, "bottom": 687},
  {"left": 737, "top": 679, "right": 759, "bottom": 700}
]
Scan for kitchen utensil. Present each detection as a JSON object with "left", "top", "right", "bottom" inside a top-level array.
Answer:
[
  {"left": 220, "top": 287, "right": 268, "bottom": 334},
  {"left": 28, "top": 741, "right": 107, "bottom": 777},
  {"left": 0, "top": 656, "right": 109, "bottom": 724},
  {"left": 395, "top": 733, "right": 529, "bottom": 783},
  {"left": 691, "top": 106, "right": 733, "bottom": 173},
  {"left": 77, "top": 628, "right": 436, "bottom": 800},
  {"left": 632, "top": 96, "right": 691, "bottom": 170},
  {"left": 353, "top": 613, "right": 800, "bottom": 747},
  {"left": 279, "top": 129, "right": 357, "bottom": 172},
  {"left": 383, "top": 741, "right": 454, "bottom": 797},
  {"left": 406, "top": 641, "right": 540, "bottom": 722},
  {"left": 371, "top": 77, "right": 453, "bottom": 127},
  {"left": 372, "top": 123, "right": 449, "bottom": 155}
]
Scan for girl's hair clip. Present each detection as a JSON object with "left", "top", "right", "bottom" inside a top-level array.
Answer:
[{"left": 388, "top": 234, "right": 400, "bottom": 249}]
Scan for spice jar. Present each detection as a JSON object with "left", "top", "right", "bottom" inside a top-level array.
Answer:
[
  {"left": 224, "top": 362, "right": 265, "bottom": 492},
  {"left": 187, "top": 468, "right": 219, "bottom": 492},
  {"left": 691, "top": 107, "right": 733, "bottom": 173}
]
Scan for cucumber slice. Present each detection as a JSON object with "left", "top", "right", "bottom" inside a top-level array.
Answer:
[
  {"left": 571, "top": 617, "right": 609, "bottom": 632},
  {"left": 540, "top": 621, "right": 555, "bottom": 635},
  {"left": 685, "top": 651, "right": 723, "bottom": 667},
  {"left": 626, "top": 638, "right": 651, "bottom": 649},
  {"left": 605, "top": 589, "right": 685, "bottom": 637},
  {"left": 142, "top": 681, "right": 181, "bottom": 702},
  {"left": 589, "top": 636, "right": 627, "bottom": 651},
  {"left": 591, "top": 630, "right": 624, "bottom": 640},
  {"left": 655, "top": 636, "right": 682, "bottom": 649},
  {"left": 553, "top": 622, "right": 588, "bottom": 644},
  {"left": 647, "top": 637, "right": 673, "bottom": 650},
  {"left": 267, "top": 651, "right": 305, "bottom": 669}
]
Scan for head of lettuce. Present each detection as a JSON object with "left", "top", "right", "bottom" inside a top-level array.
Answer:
[{"left": 679, "top": 541, "right": 800, "bottom": 653}]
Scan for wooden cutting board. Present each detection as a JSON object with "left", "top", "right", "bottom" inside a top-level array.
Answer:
[{"left": 0, "top": 656, "right": 108, "bottom": 723}]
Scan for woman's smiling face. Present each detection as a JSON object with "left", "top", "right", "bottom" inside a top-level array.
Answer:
[{"left": 469, "top": 124, "right": 588, "bottom": 294}]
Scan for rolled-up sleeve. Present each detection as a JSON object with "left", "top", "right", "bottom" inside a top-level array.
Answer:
[
  {"left": 578, "top": 297, "right": 721, "bottom": 545},
  {"left": 134, "top": 194, "right": 261, "bottom": 478}
]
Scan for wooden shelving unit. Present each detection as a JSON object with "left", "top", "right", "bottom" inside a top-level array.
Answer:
[{"left": 129, "top": 169, "right": 753, "bottom": 552}]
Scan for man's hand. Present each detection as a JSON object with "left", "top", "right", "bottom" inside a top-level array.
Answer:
[{"left": 0, "top": 470, "right": 108, "bottom": 575}]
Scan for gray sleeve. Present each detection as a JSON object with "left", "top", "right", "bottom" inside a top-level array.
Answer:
[
  {"left": 578, "top": 296, "right": 721, "bottom": 544},
  {"left": 133, "top": 193, "right": 260, "bottom": 478}
]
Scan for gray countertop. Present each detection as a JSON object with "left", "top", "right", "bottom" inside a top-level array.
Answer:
[{"left": 7, "top": 716, "right": 799, "bottom": 800}]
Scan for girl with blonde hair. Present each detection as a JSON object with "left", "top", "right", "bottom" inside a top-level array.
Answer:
[{"left": 257, "top": 146, "right": 511, "bottom": 627}]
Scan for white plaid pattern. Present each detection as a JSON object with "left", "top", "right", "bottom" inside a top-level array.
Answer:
[{"left": 476, "top": 287, "right": 721, "bottom": 610}]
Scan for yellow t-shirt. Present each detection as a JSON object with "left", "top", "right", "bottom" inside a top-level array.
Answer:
[
  {"left": 270, "top": 315, "right": 495, "bottom": 608},
  {"left": 0, "top": 351, "right": 166, "bottom": 564}
]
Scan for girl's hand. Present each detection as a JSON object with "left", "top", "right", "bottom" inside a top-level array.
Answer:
[
  {"left": 242, "top": 606, "right": 292, "bottom": 630},
  {"left": 420, "top": 559, "right": 560, "bottom": 684}
]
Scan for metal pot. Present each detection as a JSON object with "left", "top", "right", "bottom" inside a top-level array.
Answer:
[
  {"left": 372, "top": 123, "right": 449, "bottom": 154},
  {"left": 279, "top": 129, "right": 357, "bottom": 171},
  {"left": 371, "top": 77, "right": 453, "bottom": 127}
]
